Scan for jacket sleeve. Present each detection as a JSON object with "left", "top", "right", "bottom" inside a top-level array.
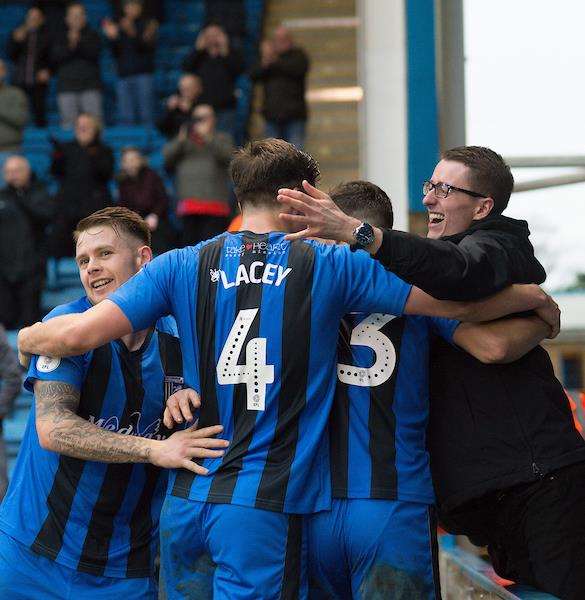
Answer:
[
  {"left": 149, "top": 171, "right": 169, "bottom": 217},
  {"left": 208, "top": 132, "right": 234, "bottom": 166},
  {"left": 163, "top": 137, "right": 188, "bottom": 170},
  {"left": 225, "top": 50, "right": 245, "bottom": 76},
  {"left": 0, "top": 327, "right": 22, "bottom": 418},
  {"left": 6, "top": 33, "right": 24, "bottom": 61},
  {"left": 181, "top": 49, "right": 205, "bottom": 72},
  {"left": 0, "top": 89, "right": 29, "bottom": 129},
  {"left": 269, "top": 49, "right": 309, "bottom": 78},
  {"left": 15, "top": 185, "right": 55, "bottom": 224},
  {"left": 373, "top": 228, "right": 536, "bottom": 301},
  {"left": 89, "top": 145, "right": 114, "bottom": 181}
]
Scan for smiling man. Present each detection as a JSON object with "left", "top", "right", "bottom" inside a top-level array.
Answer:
[
  {"left": 277, "top": 147, "right": 585, "bottom": 599},
  {"left": 0, "top": 207, "right": 227, "bottom": 599}
]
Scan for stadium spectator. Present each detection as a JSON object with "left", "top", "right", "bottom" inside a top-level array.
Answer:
[
  {"left": 51, "top": 2, "right": 102, "bottom": 128},
  {"left": 7, "top": 6, "right": 51, "bottom": 127},
  {"left": 0, "top": 324, "right": 22, "bottom": 502},
  {"left": 203, "top": 0, "right": 246, "bottom": 50},
  {"left": 102, "top": 0, "right": 158, "bottom": 126},
  {"left": 0, "top": 156, "right": 53, "bottom": 329},
  {"left": 17, "top": 139, "right": 552, "bottom": 598},
  {"left": 181, "top": 24, "right": 245, "bottom": 137},
  {"left": 0, "top": 207, "right": 225, "bottom": 598},
  {"left": 49, "top": 113, "right": 114, "bottom": 258},
  {"left": 0, "top": 60, "right": 29, "bottom": 170},
  {"left": 250, "top": 26, "right": 310, "bottom": 148},
  {"left": 163, "top": 104, "right": 233, "bottom": 246},
  {"left": 277, "top": 146, "right": 585, "bottom": 600},
  {"left": 117, "top": 146, "right": 172, "bottom": 254},
  {"left": 157, "top": 73, "right": 202, "bottom": 138}
]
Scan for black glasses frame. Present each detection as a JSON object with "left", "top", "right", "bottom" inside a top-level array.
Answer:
[{"left": 423, "top": 180, "right": 486, "bottom": 199}]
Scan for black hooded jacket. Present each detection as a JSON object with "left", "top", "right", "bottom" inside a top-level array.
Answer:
[{"left": 374, "top": 215, "right": 585, "bottom": 513}]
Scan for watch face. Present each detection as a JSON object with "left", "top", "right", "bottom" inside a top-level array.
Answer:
[{"left": 355, "top": 222, "right": 374, "bottom": 246}]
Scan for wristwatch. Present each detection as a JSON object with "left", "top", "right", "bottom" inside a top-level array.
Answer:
[{"left": 350, "top": 222, "right": 375, "bottom": 251}]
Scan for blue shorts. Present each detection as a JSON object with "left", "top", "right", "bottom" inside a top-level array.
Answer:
[
  {"left": 0, "top": 530, "right": 157, "bottom": 599},
  {"left": 159, "top": 494, "right": 308, "bottom": 600},
  {"left": 307, "top": 499, "right": 440, "bottom": 599}
]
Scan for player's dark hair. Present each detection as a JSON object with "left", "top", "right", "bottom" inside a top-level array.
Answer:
[
  {"left": 230, "top": 138, "right": 321, "bottom": 208},
  {"left": 441, "top": 146, "right": 514, "bottom": 214},
  {"left": 74, "top": 206, "right": 151, "bottom": 247},
  {"left": 330, "top": 180, "right": 393, "bottom": 229}
]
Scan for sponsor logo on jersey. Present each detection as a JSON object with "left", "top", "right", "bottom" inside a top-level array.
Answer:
[
  {"left": 88, "top": 411, "right": 166, "bottom": 440},
  {"left": 210, "top": 262, "right": 292, "bottom": 288},
  {"left": 37, "top": 356, "right": 61, "bottom": 373},
  {"left": 224, "top": 241, "right": 287, "bottom": 258}
]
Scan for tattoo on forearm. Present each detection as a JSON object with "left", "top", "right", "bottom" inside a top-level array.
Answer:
[{"left": 35, "top": 381, "right": 152, "bottom": 463}]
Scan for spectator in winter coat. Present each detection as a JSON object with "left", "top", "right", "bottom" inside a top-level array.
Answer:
[
  {"left": 103, "top": 0, "right": 158, "bottom": 125},
  {"left": 0, "top": 156, "right": 53, "bottom": 329},
  {"left": 0, "top": 60, "right": 29, "bottom": 166},
  {"left": 117, "top": 147, "right": 173, "bottom": 253},
  {"left": 163, "top": 104, "right": 233, "bottom": 246},
  {"left": 7, "top": 7, "right": 51, "bottom": 127},
  {"left": 49, "top": 113, "right": 114, "bottom": 257},
  {"left": 250, "top": 26, "right": 309, "bottom": 149},
  {"left": 181, "top": 24, "right": 244, "bottom": 138},
  {"left": 157, "top": 74, "right": 202, "bottom": 138},
  {"left": 50, "top": 2, "right": 102, "bottom": 127}
]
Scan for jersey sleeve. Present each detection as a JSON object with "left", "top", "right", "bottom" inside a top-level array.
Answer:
[
  {"left": 428, "top": 316, "right": 460, "bottom": 343},
  {"left": 109, "top": 250, "right": 181, "bottom": 331},
  {"left": 335, "top": 246, "right": 412, "bottom": 316},
  {"left": 25, "top": 353, "right": 86, "bottom": 392}
]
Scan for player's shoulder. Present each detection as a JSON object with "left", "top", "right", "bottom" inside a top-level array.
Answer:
[{"left": 42, "top": 296, "right": 91, "bottom": 322}]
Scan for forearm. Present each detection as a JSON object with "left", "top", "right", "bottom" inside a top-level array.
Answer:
[
  {"left": 455, "top": 316, "right": 550, "bottom": 364},
  {"left": 36, "top": 381, "right": 156, "bottom": 462},
  {"left": 459, "top": 284, "right": 547, "bottom": 323},
  {"left": 19, "top": 316, "right": 85, "bottom": 357}
]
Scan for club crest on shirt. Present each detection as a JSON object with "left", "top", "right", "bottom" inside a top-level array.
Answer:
[
  {"left": 164, "top": 375, "right": 184, "bottom": 400},
  {"left": 37, "top": 356, "right": 61, "bottom": 373}
]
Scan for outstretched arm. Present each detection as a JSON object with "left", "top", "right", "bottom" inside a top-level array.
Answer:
[
  {"left": 453, "top": 316, "right": 552, "bottom": 364},
  {"left": 35, "top": 381, "right": 228, "bottom": 474},
  {"left": 405, "top": 284, "right": 560, "bottom": 337},
  {"left": 19, "top": 300, "right": 132, "bottom": 362}
]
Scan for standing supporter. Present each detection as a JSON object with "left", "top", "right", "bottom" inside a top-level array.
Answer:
[
  {"left": 0, "top": 60, "right": 29, "bottom": 171},
  {"left": 157, "top": 73, "right": 202, "bottom": 138},
  {"left": 51, "top": 2, "right": 102, "bottom": 128},
  {"left": 277, "top": 146, "right": 585, "bottom": 600},
  {"left": 7, "top": 6, "right": 51, "bottom": 127},
  {"left": 117, "top": 146, "right": 173, "bottom": 254},
  {"left": 49, "top": 113, "right": 114, "bottom": 258},
  {"left": 18, "top": 140, "right": 554, "bottom": 598},
  {"left": 163, "top": 104, "right": 233, "bottom": 246},
  {"left": 250, "top": 26, "right": 310, "bottom": 148},
  {"left": 103, "top": 0, "right": 158, "bottom": 126},
  {"left": 0, "top": 207, "right": 226, "bottom": 599},
  {"left": 0, "top": 324, "right": 23, "bottom": 502},
  {"left": 0, "top": 156, "right": 53, "bottom": 329},
  {"left": 203, "top": 1, "right": 246, "bottom": 50},
  {"left": 182, "top": 24, "right": 245, "bottom": 137}
]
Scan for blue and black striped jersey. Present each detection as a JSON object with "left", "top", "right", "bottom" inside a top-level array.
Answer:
[
  {"left": 110, "top": 232, "right": 412, "bottom": 514},
  {"left": 0, "top": 296, "right": 182, "bottom": 578},
  {"left": 331, "top": 314, "right": 459, "bottom": 504}
]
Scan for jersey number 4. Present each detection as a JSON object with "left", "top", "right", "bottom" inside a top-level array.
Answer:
[
  {"left": 217, "top": 309, "right": 274, "bottom": 411},
  {"left": 337, "top": 313, "right": 397, "bottom": 387}
]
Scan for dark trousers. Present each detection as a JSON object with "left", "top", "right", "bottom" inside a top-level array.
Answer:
[
  {"left": 181, "top": 215, "right": 228, "bottom": 247},
  {"left": 441, "top": 461, "right": 585, "bottom": 600},
  {"left": 0, "top": 273, "right": 42, "bottom": 329},
  {"left": 23, "top": 84, "right": 47, "bottom": 127}
]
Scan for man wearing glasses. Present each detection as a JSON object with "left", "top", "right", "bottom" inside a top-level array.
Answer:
[{"left": 277, "top": 146, "right": 585, "bottom": 599}]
